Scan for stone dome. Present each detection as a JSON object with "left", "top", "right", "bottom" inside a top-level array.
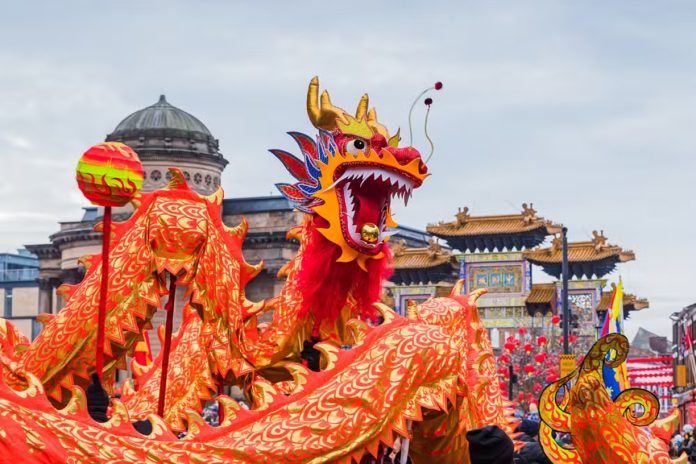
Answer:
[
  {"left": 112, "top": 95, "right": 213, "bottom": 136},
  {"left": 106, "top": 95, "right": 227, "bottom": 195}
]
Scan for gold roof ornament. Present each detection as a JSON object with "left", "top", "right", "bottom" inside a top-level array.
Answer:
[
  {"left": 592, "top": 230, "right": 608, "bottom": 251},
  {"left": 391, "top": 239, "right": 407, "bottom": 257},
  {"left": 521, "top": 202, "right": 537, "bottom": 224},
  {"left": 455, "top": 207, "right": 470, "bottom": 227},
  {"left": 427, "top": 238, "right": 443, "bottom": 258}
]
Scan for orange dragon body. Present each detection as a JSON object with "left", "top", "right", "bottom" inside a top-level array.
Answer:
[{"left": 0, "top": 78, "right": 517, "bottom": 463}]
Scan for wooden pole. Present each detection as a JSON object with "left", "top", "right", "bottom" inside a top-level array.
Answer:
[
  {"left": 157, "top": 274, "right": 177, "bottom": 417},
  {"left": 561, "top": 227, "right": 570, "bottom": 355},
  {"left": 95, "top": 206, "right": 112, "bottom": 380}
]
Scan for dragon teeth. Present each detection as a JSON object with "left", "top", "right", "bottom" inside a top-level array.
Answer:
[{"left": 336, "top": 167, "right": 415, "bottom": 212}]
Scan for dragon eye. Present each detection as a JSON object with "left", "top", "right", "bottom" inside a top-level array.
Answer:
[{"left": 345, "top": 138, "right": 367, "bottom": 155}]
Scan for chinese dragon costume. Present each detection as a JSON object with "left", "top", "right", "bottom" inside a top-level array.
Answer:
[
  {"left": 539, "top": 333, "right": 686, "bottom": 464},
  {"left": 0, "top": 78, "right": 516, "bottom": 463}
]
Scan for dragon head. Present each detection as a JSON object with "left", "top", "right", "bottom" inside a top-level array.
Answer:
[{"left": 273, "top": 77, "right": 429, "bottom": 270}]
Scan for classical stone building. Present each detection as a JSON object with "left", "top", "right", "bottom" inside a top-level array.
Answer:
[
  {"left": 28, "top": 96, "right": 226, "bottom": 323},
  {"left": 106, "top": 95, "right": 227, "bottom": 195}
]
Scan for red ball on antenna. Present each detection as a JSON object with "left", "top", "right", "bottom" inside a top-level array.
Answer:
[
  {"left": 424, "top": 97, "right": 433, "bottom": 106},
  {"left": 434, "top": 81, "right": 443, "bottom": 90}
]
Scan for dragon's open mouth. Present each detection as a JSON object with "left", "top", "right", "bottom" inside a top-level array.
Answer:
[{"left": 331, "top": 164, "right": 418, "bottom": 255}]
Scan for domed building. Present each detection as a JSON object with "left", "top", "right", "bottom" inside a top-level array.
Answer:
[
  {"left": 26, "top": 95, "right": 232, "bottom": 318},
  {"left": 106, "top": 95, "right": 227, "bottom": 195}
]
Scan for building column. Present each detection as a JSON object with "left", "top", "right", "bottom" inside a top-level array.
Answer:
[{"left": 38, "top": 278, "right": 54, "bottom": 314}]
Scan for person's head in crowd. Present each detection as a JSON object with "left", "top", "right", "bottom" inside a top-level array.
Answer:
[
  {"left": 515, "top": 419, "right": 540, "bottom": 441},
  {"left": 518, "top": 441, "right": 552, "bottom": 464},
  {"left": 466, "top": 425, "right": 514, "bottom": 464}
]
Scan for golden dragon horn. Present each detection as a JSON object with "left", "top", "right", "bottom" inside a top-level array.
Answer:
[
  {"left": 355, "top": 93, "right": 369, "bottom": 120},
  {"left": 306, "top": 76, "right": 350, "bottom": 130},
  {"left": 367, "top": 107, "right": 390, "bottom": 139}
]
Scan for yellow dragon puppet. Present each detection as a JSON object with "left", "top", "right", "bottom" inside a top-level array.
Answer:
[
  {"left": 0, "top": 78, "right": 514, "bottom": 463},
  {"left": 539, "top": 334, "right": 686, "bottom": 464}
]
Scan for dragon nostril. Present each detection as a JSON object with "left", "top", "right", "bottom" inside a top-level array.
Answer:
[{"left": 419, "top": 159, "right": 428, "bottom": 174}]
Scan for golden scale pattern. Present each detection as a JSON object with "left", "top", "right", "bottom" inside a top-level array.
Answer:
[
  {"left": 1, "top": 315, "right": 505, "bottom": 462},
  {"left": 0, "top": 172, "right": 513, "bottom": 463}
]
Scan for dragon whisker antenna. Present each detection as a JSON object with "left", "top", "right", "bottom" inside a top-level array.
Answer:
[
  {"left": 424, "top": 97, "right": 435, "bottom": 163},
  {"left": 407, "top": 81, "right": 442, "bottom": 146}
]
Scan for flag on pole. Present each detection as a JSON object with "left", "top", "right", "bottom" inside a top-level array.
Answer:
[
  {"left": 601, "top": 279, "right": 630, "bottom": 400},
  {"left": 683, "top": 323, "right": 696, "bottom": 384},
  {"left": 686, "top": 327, "right": 694, "bottom": 356}
]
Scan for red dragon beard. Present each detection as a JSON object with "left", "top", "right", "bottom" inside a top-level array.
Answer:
[{"left": 295, "top": 217, "right": 393, "bottom": 326}]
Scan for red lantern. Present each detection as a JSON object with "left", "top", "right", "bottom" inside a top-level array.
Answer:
[
  {"left": 551, "top": 315, "right": 561, "bottom": 325},
  {"left": 499, "top": 381, "right": 507, "bottom": 392},
  {"left": 537, "top": 335, "right": 547, "bottom": 346},
  {"left": 533, "top": 382, "right": 542, "bottom": 393},
  {"left": 569, "top": 335, "right": 577, "bottom": 344},
  {"left": 513, "top": 364, "right": 521, "bottom": 374},
  {"left": 534, "top": 352, "right": 547, "bottom": 364},
  {"left": 504, "top": 342, "right": 515, "bottom": 352},
  {"left": 518, "top": 392, "right": 525, "bottom": 402},
  {"left": 523, "top": 343, "right": 533, "bottom": 353},
  {"left": 76, "top": 142, "right": 144, "bottom": 207},
  {"left": 546, "top": 374, "right": 558, "bottom": 383},
  {"left": 518, "top": 327, "right": 527, "bottom": 335},
  {"left": 499, "top": 353, "right": 510, "bottom": 364},
  {"left": 524, "top": 364, "right": 535, "bottom": 374},
  {"left": 502, "top": 369, "right": 509, "bottom": 379}
]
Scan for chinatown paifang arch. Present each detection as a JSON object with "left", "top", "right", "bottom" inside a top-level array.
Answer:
[{"left": 0, "top": 78, "right": 685, "bottom": 463}]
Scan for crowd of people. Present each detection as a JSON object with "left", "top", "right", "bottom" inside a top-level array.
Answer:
[{"left": 671, "top": 423, "right": 696, "bottom": 461}]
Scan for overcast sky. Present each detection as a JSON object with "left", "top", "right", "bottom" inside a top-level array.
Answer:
[{"left": 1, "top": 1, "right": 694, "bottom": 340}]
